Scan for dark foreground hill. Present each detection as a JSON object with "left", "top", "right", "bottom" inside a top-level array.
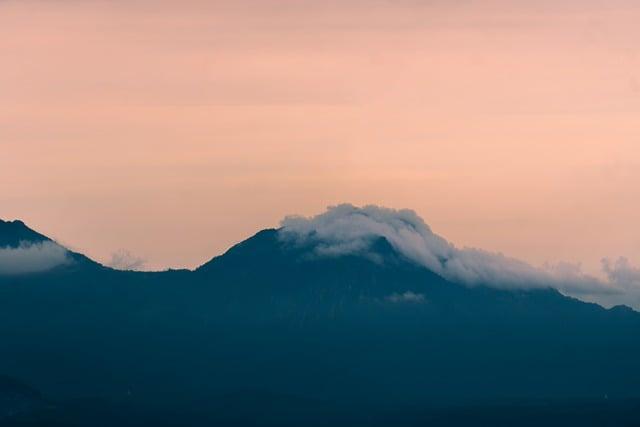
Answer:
[{"left": 1, "top": 219, "right": 639, "bottom": 425}]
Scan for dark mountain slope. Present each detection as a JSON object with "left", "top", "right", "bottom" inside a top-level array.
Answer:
[{"left": 0, "top": 375, "right": 50, "bottom": 424}]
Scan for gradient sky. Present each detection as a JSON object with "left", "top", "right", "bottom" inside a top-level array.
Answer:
[{"left": 1, "top": 0, "right": 639, "bottom": 273}]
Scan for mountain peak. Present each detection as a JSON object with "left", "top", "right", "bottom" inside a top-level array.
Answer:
[
  {"left": 0, "top": 219, "right": 50, "bottom": 248},
  {"left": 0, "top": 219, "right": 104, "bottom": 274}
]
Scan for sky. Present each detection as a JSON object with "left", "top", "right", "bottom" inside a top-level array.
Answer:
[{"left": 1, "top": 0, "right": 639, "bottom": 274}]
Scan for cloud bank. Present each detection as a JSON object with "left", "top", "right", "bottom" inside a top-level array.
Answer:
[
  {"left": 0, "top": 241, "right": 71, "bottom": 275},
  {"left": 280, "top": 204, "right": 639, "bottom": 307}
]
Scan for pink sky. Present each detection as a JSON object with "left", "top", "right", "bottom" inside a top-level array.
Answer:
[{"left": 1, "top": 0, "right": 639, "bottom": 272}]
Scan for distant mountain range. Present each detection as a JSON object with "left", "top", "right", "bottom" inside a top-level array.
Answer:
[{"left": 1, "top": 216, "right": 639, "bottom": 426}]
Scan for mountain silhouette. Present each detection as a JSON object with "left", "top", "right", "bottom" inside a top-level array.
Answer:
[
  {"left": 0, "top": 219, "right": 50, "bottom": 248},
  {"left": 1, "top": 220, "right": 639, "bottom": 425},
  {"left": 0, "top": 219, "right": 102, "bottom": 272}
]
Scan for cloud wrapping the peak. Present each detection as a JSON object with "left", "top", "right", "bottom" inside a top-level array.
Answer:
[
  {"left": 281, "top": 204, "right": 453, "bottom": 272},
  {"left": 0, "top": 241, "right": 71, "bottom": 275},
  {"left": 279, "top": 204, "right": 625, "bottom": 299}
]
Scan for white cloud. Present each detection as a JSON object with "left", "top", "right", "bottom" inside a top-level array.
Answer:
[
  {"left": 280, "top": 204, "right": 638, "bottom": 307},
  {"left": 599, "top": 257, "right": 640, "bottom": 308},
  {"left": 0, "top": 241, "right": 71, "bottom": 275},
  {"left": 108, "top": 249, "right": 146, "bottom": 271}
]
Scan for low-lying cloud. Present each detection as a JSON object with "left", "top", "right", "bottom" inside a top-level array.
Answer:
[
  {"left": 108, "top": 249, "right": 146, "bottom": 271},
  {"left": 280, "top": 204, "right": 640, "bottom": 308},
  {"left": 601, "top": 258, "right": 640, "bottom": 309},
  {"left": 386, "top": 291, "right": 426, "bottom": 304},
  {"left": 0, "top": 241, "right": 71, "bottom": 275}
]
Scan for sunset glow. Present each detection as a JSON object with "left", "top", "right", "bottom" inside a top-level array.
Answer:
[{"left": 2, "top": 0, "right": 639, "bottom": 273}]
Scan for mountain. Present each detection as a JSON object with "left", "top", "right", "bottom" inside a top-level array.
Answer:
[
  {"left": 0, "top": 219, "right": 103, "bottom": 273},
  {"left": 1, "top": 219, "right": 640, "bottom": 425},
  {"left": 0, "top": 219, "right": 50, "bottom": 248}
]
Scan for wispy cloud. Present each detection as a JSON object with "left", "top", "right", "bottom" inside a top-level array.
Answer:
[
  {"left": 386, "top": 291, "right": 426, "bottom": 304},
  {"left": 108, "top": 249, "right": 146, "bottom": 271},
  {"left": 0, "top": 241, "right": 70, "bottom": 275}
]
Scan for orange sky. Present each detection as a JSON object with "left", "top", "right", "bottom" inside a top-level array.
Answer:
[{"left": 1, "top": 0, "right": 639, "bottom": 272}]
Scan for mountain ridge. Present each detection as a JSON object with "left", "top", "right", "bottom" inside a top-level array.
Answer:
[
  {"left": 1, "top": 218, "right": 637, "bottom": 315},
  {"left": 1, "top": 217, "right": 640, "bottom": 424}
]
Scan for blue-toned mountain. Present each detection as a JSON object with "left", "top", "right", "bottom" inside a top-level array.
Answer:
[{"left": 1, "top": 221, "right": 639, "bottom": 425}]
